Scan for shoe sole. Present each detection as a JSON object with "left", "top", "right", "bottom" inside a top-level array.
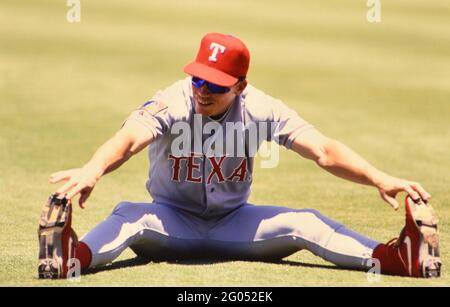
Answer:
[
  {"left": 408, "top": 197, "right": 441, "bottom": 278},
  {"left": 38, "top": 195, "right": 71, "bottom": 279}
]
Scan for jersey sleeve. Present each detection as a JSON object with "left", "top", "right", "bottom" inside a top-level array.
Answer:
[
  {"left": 122, "top": 80, "right": 191, "bottom": 140},
  {"left": 124, "top": 95, "right": 171, "bottom": 140},
  {"left": 269, "top": 98, "right": 314, "bottom": 149},
  {"left": 244, "top": 86, "right": 314, "bottom": 149}
]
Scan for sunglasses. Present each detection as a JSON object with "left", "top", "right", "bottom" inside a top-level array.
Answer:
[{"left": 191, "top": 77, "right": 231, "bottom": 94}]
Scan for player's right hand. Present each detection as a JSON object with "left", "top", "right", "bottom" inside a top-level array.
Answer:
[
  {"left": 49, "top": 167, "right": 101, "bottom": 208},
  {"left": 376, "top": 175, "right": 431, "bottom": 211}
]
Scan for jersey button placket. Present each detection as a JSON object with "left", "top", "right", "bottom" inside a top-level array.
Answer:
[{"left": 203, "top": 160, "right": 211, "bottom": 214}]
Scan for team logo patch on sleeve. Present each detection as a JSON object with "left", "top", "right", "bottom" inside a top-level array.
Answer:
[{"left": 139, "top": 100, "right": 168, "bottom": 116}]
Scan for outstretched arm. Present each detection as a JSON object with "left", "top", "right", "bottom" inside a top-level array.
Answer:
[
  {"left": 291, "top": 128, "right": 431, "bottom": 210},
  {"left": 49, "top": 120, "right": 153, "bottom": 207}
]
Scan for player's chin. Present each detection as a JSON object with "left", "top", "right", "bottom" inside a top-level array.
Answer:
[{"left": 195, "top": 101, "right": 215, "bottom": 116}]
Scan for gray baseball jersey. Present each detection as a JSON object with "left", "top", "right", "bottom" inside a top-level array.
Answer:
[
  {"left": 81, "top": 78, "right": 379, "bottom": 268},
  {"left": 125, "top": 77, "right": 313, "bottom": 219}
]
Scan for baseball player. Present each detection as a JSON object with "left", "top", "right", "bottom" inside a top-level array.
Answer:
[{"left": 38, "top": 33, "right": 441, "bottom": 279}]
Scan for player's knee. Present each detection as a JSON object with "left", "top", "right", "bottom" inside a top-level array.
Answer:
[
  {"left": 267, "top": 211, "right": 323, "bottom": 237},
  {"left": 287, "top": 209, "right": 330, "bottom": 238},
  {"left": 112, "top": 201, "right": 135, "bottom": 216},
  {"left": 299, "top": 208, "right": 323, "bottom": 219}
]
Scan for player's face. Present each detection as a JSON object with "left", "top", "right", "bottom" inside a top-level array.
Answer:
[{"left": 192, "top": 79, "right": 247, "bottom": 118}]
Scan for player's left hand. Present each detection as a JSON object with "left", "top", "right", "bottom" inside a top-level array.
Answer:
[{"left": 376, "top": 176, "right": 431, "bottom": 210}]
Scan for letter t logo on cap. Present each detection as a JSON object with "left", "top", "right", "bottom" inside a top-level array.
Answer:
[{"left": 208, "top": 42, "right": 226, "bottom": 62}]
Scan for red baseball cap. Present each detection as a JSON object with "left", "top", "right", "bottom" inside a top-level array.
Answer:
[{"left": 183, "top": 33, "right": 250, "bottom": 87}]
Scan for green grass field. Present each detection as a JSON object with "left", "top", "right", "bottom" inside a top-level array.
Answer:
[{"left": 1, "top": 0, "right": 449, "bottom": 286}]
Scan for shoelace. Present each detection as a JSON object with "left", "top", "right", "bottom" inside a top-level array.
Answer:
[
  {"left": 385, "top": 237, "right": 398, "bottom": 248},
  {"left": 386, "top": 227, "right": 406, "bottom": 249}
]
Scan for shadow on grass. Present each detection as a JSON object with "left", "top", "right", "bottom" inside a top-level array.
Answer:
[{"left": 83, "top": 257, "right": 357, "bottom": 276}]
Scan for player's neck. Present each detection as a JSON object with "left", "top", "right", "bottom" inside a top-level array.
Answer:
[
  {"left": 208, "top": 100, "right": 236, "bottom": 121},
  {"left": 209, "top": 111, "right": 227, "bottom": 121}
]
